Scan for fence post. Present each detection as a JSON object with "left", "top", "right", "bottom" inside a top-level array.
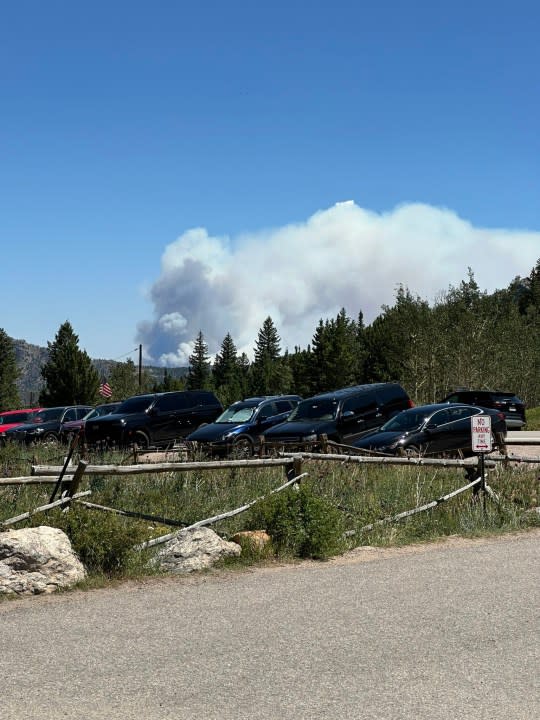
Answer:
[
  {"left": 67, "top": 460, "right": 89, "bottom": 499},
  {"left": 286, "top": 457, "right": 303, "bottom": 483}
]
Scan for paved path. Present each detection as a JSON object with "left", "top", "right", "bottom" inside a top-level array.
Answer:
[{"left": 1, "top": 531, "right": 538, "bottom": 720}]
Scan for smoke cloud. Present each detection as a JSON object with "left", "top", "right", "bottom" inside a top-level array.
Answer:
[{"left": 136, "top": 201, "right": 539, "bottom": 365}]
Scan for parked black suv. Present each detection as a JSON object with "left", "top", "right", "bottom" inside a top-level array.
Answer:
[
  {"left": 439, "top": 389, "right": 526, "bottom": 429},
  {"left": 186, "top": 395, "right": 302, "bottom": 457},
  {"left": 84, "top": 391, "right": 223, "bottom": 449},
  {"left": 2, "top": 406, "right": 94, "bottom": 445},
  {"left": 263, "top": 383, "right": 413, "bottom": 448}
]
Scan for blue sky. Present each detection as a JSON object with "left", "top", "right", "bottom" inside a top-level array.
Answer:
[{"left": 1, "top": 1, "right": 539, "bottom": 364}]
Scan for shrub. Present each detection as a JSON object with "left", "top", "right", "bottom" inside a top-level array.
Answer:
[
  {"left": 42, "top": 505, "right": 149, "bottom": 576},
  {"left": 246, "top": 481, "right": 345, "bottom": 560}
]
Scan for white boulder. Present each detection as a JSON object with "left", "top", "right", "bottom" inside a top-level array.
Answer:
[
  {"left": 155, "top": 526, "right": 241, "bottom": 573},
  {"left": 0, "top": 525, "right": 86, "bottom": 596}
]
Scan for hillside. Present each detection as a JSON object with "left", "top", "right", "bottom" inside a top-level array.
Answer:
[{"left": 11, "top": 337, "right": 186, "bottom": 404}]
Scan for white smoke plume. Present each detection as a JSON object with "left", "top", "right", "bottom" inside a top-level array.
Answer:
[{"left": 136, "top": 201, "right": 539, "bottom": 365}]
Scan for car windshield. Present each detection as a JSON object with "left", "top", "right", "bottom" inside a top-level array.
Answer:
[
  {"left": 92, "top": 404, "right": 120, "bottom": 419},
  {"left": 215, "top": 405, "right": 256, "bottom": 423},
  {"left": 0, "top": 413, "right": 30, "bottom": 424},
  {"left": 116, "top": 396, "right": 154, "bottom": 414},
  {"left": 381, "top": 408, "right": 434, "bottom": 432},
  {"left": 31, "top": 408, "right": 65, "bottom": 423},
  {"left": 287, "top": 399, "right": 338, "bottom": 422}
]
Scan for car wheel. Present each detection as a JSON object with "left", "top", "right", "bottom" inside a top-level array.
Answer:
[
  {"left": 42, "top": 432, "right": 59, "bottom": 446},
  {"left": 134, "top": 431, "right": 150, "bottom": 450},
  {"left": 231, "top": 437, "right": 253, "bottom": 458},
  {"left": 402, "top": 444, "right": 421, "bottom": 457}
]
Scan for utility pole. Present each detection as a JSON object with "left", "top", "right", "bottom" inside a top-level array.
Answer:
[{"left": 138, "top": 344, "right": 142, "bottom": 388}]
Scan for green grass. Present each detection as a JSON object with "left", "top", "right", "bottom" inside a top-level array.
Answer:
[
  {"left": 525, "top": 406, "right": 540, "bottom": 430},
  {"left": 0, "top": 442, "right": 538, "bottom": 587}
]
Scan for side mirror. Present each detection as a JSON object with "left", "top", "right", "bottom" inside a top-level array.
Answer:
[{"left": 342, "top": 410, "right": 355, "bottom": 419}]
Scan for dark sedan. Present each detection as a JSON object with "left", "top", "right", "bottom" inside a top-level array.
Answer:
[{"left": 351, "top": 403, "right": 507, "bottom": 457}]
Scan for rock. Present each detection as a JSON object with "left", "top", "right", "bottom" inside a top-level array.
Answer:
[
  {"left": 155, "top": 526, "right": 241, "bottom": 573},
  {"left": 0, "top": 526, "right": 86, "bottom": 596},
  {"left": 231, "top": 530, "right": 271, "bottom": 549}
]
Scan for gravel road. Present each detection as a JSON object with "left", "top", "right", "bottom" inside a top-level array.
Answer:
[{"left": 1, "top": 530, "right": 538, "bottom": 720}]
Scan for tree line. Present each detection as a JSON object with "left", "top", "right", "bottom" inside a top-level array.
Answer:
[{"left": 0, "top": 261, "right": 538, "bottom": 411}]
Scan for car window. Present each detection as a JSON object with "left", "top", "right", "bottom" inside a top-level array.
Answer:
[
  {"left": 33, "top": 408, "right": 64, "bottom": 422},
  {"left": 63, "top": 409, "right": 77, "bottom": 422},
  {"left": 0, "top": 412, "right": 31, "bottom": 424},
  {"left": 342, "top": 392, "right": 376, "bottom": 415},
  {"left": 275, "top": 400, "right": 295, "bottom": 413},
  {"left": 491, "top": 393, "right": 521, "bottom": 404},
  {"left": 428, "top": 409, "right": 452, "bottom": 427},
  {"left": 382, "top": 409, "right": 432, "bottom": 431},
  {"left": 288, "top": 399, "right": 338, "bottom": 422},
  {"left": 157, "top": 393, "right": 192, "bottom": 411},
  {"left": 447, "top": 407, "right": 476, "bottom": 422},
  {"left": 258, "top": 402, "right": 278, "bottom": 419},
  {"left": 191, "top": 391, "right": 219, "bottom": 406},
  {"left": 375, "top": 384, "right": 407, "bottom": 404},
  {"left": 117, "top": 395, "right": 155, "bottom": 414}
]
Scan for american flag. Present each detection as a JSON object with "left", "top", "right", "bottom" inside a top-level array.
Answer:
[{"left": 99, "top": 379, "right": 112, "bottom": 398}]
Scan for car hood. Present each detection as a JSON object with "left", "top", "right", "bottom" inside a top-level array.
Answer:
[
  {"left": 0, "top": 423, "right": 27, "bottom": 434},
  {"left": 187, "top": 422, "right": 249, "bottom": 442},
  {"left": 264, "top": 419, "right": 336, "bottom": 438},
  {"left": 5, "top": 420, "right": 58, "bottom": 434},
  {"left": 87, "top": 413, "right": 130, "bottom": 426},
  {"left": 353, "top": 430, "right": 406, "bottom": 449}
]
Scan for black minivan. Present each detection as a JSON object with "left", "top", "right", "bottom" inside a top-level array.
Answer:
[
  {"left": 85, "top": 390, "right": 223, "bottom": 449},
  {"left": 263, "top": 383, "right": 413, "bottom": 448}
]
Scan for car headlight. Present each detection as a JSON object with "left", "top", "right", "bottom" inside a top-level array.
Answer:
[
  {"left": 33, "top": 427, "right": 45, "bottom": 435},
  {"left": 120, "top": 419, "right": 127, "bottom": 426},
  {"left": 304, "top": 434, "right": 317, "bottom": 442},
  {"left": 221, "top": 431, "right": 236, "bottom": 441}
]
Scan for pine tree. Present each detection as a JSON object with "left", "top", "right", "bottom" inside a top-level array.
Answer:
[
  {"left": 310, "top": 310, "right": 358, "bottom": 393},
  {"left": 0, "top": 328, "right": 20, "bottom": 410},
  {"left": 287, "top": 345, "right": 312, "bottom": 398},
  {"left": 251, "top": 317, "right": 284, "bottom": 395},
  {"left": 213, "top": 332, "right": 242, "bottom": 406},
  {"left": 186, "top": 331, "right": 212, "bottom": 390},
  {"left": 39, "top": 321, "right": 99, "bottom": 405},
  {"left": 109, "top": 358, "right": 143, "bottom": 399}
]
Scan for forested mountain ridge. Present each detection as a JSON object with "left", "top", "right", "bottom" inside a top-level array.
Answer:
[{"left": 10, "top": 338, "right": 183, "bottom": 404}]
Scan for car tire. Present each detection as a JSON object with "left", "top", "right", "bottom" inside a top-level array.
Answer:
[
  {"left": 402, "top": 444, "right": 421, "bottom": 457},
  {"left": 134, "top": 431, "right": 150, "bottom": 450},
  {"left": 231, "top": 437, "right": 253, "bottom": 458},
  {"left": 42, "top": 432, "right": 59, "bottom": 446}
]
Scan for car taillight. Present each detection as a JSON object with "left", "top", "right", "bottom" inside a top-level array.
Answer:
[{"left": 407, "top": 399, "right": 415, "bottom": 408}]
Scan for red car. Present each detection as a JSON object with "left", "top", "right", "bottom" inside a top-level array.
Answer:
[{"left": 0, "top": 408, "right": 44, "bottom": 436}]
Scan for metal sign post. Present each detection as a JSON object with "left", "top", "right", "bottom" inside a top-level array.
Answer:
[{"left": 471, "top": 415, "right": 492, "bottom": 511}]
